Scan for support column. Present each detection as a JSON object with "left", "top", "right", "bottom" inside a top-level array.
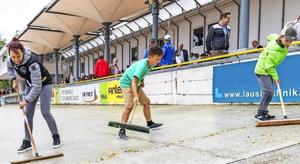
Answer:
[
  {"left": 103, "top": 22, "right": 112, "bottom": 64},
  {"left": 239, "top": 0, "right": 250, "bottom": 48},
  {"left": 54, "top": 49, "right": 60, "bottom": 84},
  {"left": 73, "top": 35, "right": 80, "bottom": 81},
  {"left": 151, "top": 0, "right": 159, "bottom": 42}
]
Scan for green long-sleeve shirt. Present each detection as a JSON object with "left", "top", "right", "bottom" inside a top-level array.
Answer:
[{"left": 254, "top": 34, "right": 288, "bottom": 80}]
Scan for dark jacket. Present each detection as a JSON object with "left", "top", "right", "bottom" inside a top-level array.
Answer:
[
  {"left": 174, "top": 49, "right": 189, "bottom": 63},
  {"left": 206, "top": 23, "right": 231, "bottom": 52},
  {"left": 7, "top": 50, "right": 52, "bottom": 103}
]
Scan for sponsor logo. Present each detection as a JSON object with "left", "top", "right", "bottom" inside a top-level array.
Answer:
[{"left": 82, "top": 89, "right": 98, "bottom": 103}]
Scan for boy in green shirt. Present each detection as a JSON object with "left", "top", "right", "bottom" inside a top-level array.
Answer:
[
  {"left": 118, "top": 47, "right": 163, "bottom": 140},
  {"left": 254, "top": 27, "right": 297, "bottom": 121}
]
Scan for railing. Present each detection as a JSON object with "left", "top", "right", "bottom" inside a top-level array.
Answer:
[{"left": 55, "top": 40, "right": 300, "bottom": 87}]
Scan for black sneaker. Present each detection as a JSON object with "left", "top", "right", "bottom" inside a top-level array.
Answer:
[
  {"left": 17, "top": 139, "right": 32, "bottom": 154},
  {"left": 255, "top": 114, "right": 270, "bottom": 121},
  {"left": 265, "top": 114, "right": 276, "bottom": 119},
  {"left": 52, "top": 134, "right": 62, "bottom": 149},
  {"left": 148, "top": 122, "right": 163, "bottom": 129},
  {"left": 118, "top": 129, "right": 129, "bottom": 140}
]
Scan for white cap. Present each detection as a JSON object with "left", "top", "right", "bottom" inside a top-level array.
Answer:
[{"left": 164, "top": 34, "right": 171, "bottom": 40}]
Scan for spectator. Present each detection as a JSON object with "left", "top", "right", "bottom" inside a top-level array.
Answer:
[
  {"left": 200, "top": 51, "right": 211, "bottom": 59},
  {"left": 252, "top": 40, "right": 263, "bottom": 49},
  {"left": 206, "top": 12, "right": 231, "bottom": 56},
  {"left": 194, "top": 53, "right": 200, "bottom": 60},
  {"left": 109, "top": 57, "right": 121, "bottom": 75},
  {"left": 161, "top": 34, "right": 175, "bottom": 66},
  {"left": 283, "top": 16, "right": 300, "bottom": 40},
  {"left": 190, "top": 53, "right": 195, "bottom": 60},
  {"left": 158, "top": 38, "right": 165, "bottom": 48},
  {"left": 69, "top": 72, "right": 74, "bottom": 83},
  {"left": 89, "top": 74, "right": 95, "bottom": 79},
  {"left": 174, "top": 43, "right": 189, "bottom": 64},
  {"left": 65, "top": 75, "right": 70, "bottom": 83},
  {"left": 94, "top": 55, "right": 110, "bottom": 78},
  {"left": 143, "top": 38, "right": 157, "bottom": 59}
]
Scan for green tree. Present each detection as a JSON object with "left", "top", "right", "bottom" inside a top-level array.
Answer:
[
  {"left": 0, "top": 80, "right": 9, "bottom": 89},
  {"left": 0, "top": 34, "right": 6, "bottom": 50}
]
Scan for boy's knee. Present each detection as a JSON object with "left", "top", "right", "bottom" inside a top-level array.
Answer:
[
  {"left": 140, "top": 97, "right": 150, "bottom": 106},
  {"left": 123, "top": 108, "right": 133, "bottom": 114},
  {"left": 264, "top": 90, "right": 274, "bottom": 96}
]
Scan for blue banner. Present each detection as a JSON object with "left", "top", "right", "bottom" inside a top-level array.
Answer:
[{"left": 213, "top": 54, "right": 300, "bottom": 103}]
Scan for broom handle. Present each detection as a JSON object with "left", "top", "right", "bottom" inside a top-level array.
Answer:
[
  {"left": 128, "top": 102, "right": 138, "bottom": 125},
  {"left": 17, "top": 92, "right": 39, "bottom": 157},
  {"left": 276, "top": 82, "right": 287, "bottom": 118},
  {"left": 21, "top": 108, "right": 39, "bottom": 157},
  {"left": 128, "top": 89, "right": 141, "bottom": 124}
]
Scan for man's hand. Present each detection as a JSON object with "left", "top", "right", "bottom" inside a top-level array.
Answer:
[
  {"left": 274, "top": 80, "right": 280, "bottom": 84},
  {"left": 19, "top": 100, "right": 27, "bottom": 109}
]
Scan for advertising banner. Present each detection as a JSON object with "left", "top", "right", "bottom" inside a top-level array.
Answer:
[{"left": 213, "top": 54, "right": 300, "bottom": 103}]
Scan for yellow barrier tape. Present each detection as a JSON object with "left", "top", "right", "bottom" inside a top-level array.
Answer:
[{"left": 56, "top": 41, "right": 300, "bottom": 87}]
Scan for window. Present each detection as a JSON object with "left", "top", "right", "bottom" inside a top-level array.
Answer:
[
  {"left": 193, "top": 27, "right": 204, "bottom": 47},
  {"left": 81, "top": 63, "right": 84, "bottom": 76},
  {"left": 111, "top": 53, "right": 116, "bottom": 63},
  {"left": 70, "top": 66, "right": 73, "bottom": 75},
  {"left": 94, "top": 58, "right": 98, "bottom": 65},
  {"left": 131, "top": 47, "right": 138, "bottom": 62}
]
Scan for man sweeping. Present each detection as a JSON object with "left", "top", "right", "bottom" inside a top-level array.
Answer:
[
  {"left": 254, "top": 27, "right": 297, "bottom": 121},
  {"left": 118, "top": 47, "right": 164, "bottom": 140}
]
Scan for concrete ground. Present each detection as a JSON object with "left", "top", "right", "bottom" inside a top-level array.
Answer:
[{"left": 0, "top": 104, "right": 300, "bottom": 164}]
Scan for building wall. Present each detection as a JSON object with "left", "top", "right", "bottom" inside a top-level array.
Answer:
[
  {"left": 62, "top": 0, "right": 300, "bottom": 77},
  {"left": 260, "top": 0, "right": 283, "bottom": 45},
  {"left": 249, "top": 0, "right": 259, "bottom": 47}
]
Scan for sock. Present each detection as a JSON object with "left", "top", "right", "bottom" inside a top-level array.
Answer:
[{"left": 147, "top": 120, "right": 153, "bottom": 126}]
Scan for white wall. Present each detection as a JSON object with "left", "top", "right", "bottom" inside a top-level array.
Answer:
[
  {"left": 260, "top": 0, "right": 283, "bottom": 45},
  {"left": 284, "top": 0, "right": 300, "bottom": 24},
  {"left": 55, "top": 64, "right": 214, "bottom": 105},
  {"left": 249, "top": 0, "right": 259, "bottom": 47},
  {"left": 44, "top": 61, "right": 62, "bottom": 74}
]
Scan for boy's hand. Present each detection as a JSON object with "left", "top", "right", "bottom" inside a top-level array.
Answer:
[
  {"left": 274, "top": 80, "right": 280, "bottom": 84},
  {"left": 133, "top": 96, "right": 139, "bottom": 104},
  {"left": 141, "top": 80, "right": 145, "bottom": 88}
]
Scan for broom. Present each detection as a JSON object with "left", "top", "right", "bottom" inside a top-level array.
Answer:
[
  {"left": 256, "top": 82, "right": 300, "bottom": 127},
  {"left": 11, "top": 92, "right": 63, "bottom": 164},
  {"left": 108, "top": 102, "right": 150, "bottom": 133}
]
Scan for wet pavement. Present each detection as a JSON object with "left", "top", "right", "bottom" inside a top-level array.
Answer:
[{"left": 1, "top": 104, "right": 300, "bottom": 163}]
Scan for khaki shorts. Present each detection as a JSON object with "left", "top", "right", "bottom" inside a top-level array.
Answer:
[{"left": 122, "top": 88, "right": 150, "bottom": 108}]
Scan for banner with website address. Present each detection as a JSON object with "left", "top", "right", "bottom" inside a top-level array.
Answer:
[
  {"left": 99, "top": 80, "right": 124, "bottom": 104},
  {"left": 213, "top": 54, "right": 300, "bottom": 103}
]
